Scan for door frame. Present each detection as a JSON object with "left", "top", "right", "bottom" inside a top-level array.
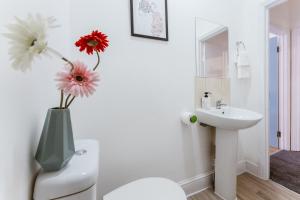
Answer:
[{"left": 262, "top": 0, "right": 288, "bottom": 180}]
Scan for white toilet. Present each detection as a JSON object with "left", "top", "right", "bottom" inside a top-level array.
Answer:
[{"left": 33, "top": 140, "right": 187, "bottom": 200}]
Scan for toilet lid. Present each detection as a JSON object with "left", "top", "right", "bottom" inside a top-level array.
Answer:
[{"left": 103, "top": 177, "right": 187, "bottom": 200}]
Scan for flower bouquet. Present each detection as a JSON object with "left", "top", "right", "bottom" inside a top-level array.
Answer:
[{"left": 4, "top": 14, "right": 109, "bottom": 171}]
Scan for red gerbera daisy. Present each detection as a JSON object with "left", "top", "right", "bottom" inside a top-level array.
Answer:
[{"left": 75, "top": 30, "right": 109, "bottom": 55}]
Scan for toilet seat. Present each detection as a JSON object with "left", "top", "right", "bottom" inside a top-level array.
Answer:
[{"left": 103, "top": 177, "right": 187, "bottom": 200}]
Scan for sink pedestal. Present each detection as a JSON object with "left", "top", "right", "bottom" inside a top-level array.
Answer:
[
  {"left": 215, "top": 128, "right": 238, "bottom": 200},
  {"left": 196, "top": 107, "right": 263, "bottom": 200}
]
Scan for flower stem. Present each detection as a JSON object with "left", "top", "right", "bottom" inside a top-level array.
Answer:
[
  {"left": 93, "top": 51, "right": 100, "bottom": 71},
  {"left": 59, "top": 90, "right": 64, "bottom": 109},
  {"left": 65, "top": 94, "right": 72, "bottom": 108},
  {"left": 66, "top": 96, "right": 76, "bottom": 108},
  {"left": 46, "top": 47, "right": 74, "bottom": 71},
  {"left": 62, "top": 57, "right": 75, "bottom": 71}
]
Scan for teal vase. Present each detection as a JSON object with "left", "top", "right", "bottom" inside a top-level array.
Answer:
[{"left": 35, "top": 108, "right": 75, "bottom": 172}]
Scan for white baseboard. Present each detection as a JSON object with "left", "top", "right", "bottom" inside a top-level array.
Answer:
[
  {"left": 179, "top": 161, "right": 259, "bottom": 197},
  {"left": 237, "top": 160, "right": 259, "bottom": 176},
  {"left": 178, "top": 171, "right": 214, "bottom": 197},
  {"left": 245, "top": 160, "right": 259, "bottom": 177},
  {"left": 237, "top": 160, "right": 246, "bottom": 175}
]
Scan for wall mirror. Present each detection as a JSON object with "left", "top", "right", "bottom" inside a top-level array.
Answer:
[{"left": 195, "top": 18, "right": 229, "bottom": 78}]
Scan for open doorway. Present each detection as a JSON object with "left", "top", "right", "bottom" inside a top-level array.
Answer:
[{"left": 268, "top": 0, "right": 300, "bottom": 194}]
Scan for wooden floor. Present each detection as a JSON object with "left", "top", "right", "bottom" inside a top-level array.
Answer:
[
  {"left": 189, "top": 173, "right": 300, "bottom": 200},
  {"left": 269, "top": 146, "right": 281, "bottom": 155}
]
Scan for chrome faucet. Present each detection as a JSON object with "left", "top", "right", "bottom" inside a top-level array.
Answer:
[{"left": 216, "top": 100, "right": 227, "bottom": 109}]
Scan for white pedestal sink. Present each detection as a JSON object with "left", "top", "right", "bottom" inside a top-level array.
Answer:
[{"left": 196, "top": 107, "right": 263, "bottom": 200}]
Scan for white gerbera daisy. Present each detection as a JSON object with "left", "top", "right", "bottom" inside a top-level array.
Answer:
[{"left": 4, "top": 14, "right": 57, "bottom": 72}]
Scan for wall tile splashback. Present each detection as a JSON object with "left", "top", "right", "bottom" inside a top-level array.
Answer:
[{"left": 195, "top": 77, "right": 231, "bottom": 109}]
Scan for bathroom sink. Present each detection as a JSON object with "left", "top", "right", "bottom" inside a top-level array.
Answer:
[
  {"left": 196, "top": 106, "right": 263, "bottom": 130},
  {"left": 196, "top": 106, "right": 263, "bottom": 200}
]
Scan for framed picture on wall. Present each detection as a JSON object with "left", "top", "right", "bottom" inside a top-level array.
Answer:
[{"left": 130, "top": 0, "right": 169, "bottom": 41}]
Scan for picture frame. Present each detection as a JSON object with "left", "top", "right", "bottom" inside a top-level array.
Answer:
[{"left": 130, "top": 0, "right": 169, "bottom": 41}]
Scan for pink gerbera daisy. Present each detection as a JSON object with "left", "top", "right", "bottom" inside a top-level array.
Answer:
[{"left": 56, "top": 61, "right": 99, "bottom": 97}]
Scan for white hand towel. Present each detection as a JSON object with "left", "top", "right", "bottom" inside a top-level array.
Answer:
[
  {"left": 236, "top": 50, "right": 251, "bottom": 79},
  {"left": 237, "top": 51, "right": 250, "bottom": 66}
]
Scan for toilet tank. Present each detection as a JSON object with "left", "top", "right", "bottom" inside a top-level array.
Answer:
[{"left": 33, "top": 140, "right": 99, "bottom": 200}]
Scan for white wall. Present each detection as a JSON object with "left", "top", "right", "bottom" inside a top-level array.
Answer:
[
  {"left": 270, "top": 1, "right": 290, "bottom": 29},
  {"left": 269, "top": 0, "right": 300, "bottom": 30},
  {"left": 232, "top": 0, "right": 278, "bottom": 178},
  {"left": 290, "top": 0, "right": 300, "bottom": 28},
  {"left": 69, "top": 0, "right": 242, "bottom": 197},
  {"left": 0, "top": 1, "right": 71, "bottom": 199}
]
